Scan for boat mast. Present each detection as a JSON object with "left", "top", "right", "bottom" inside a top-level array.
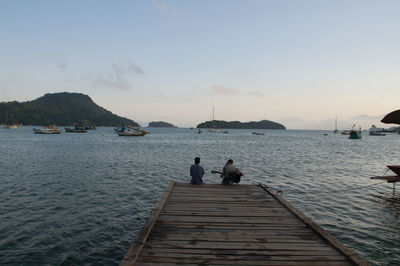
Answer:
[
  {"left": 333, "top": 115, "right": 339, "bottom": 133},
  {"left": 335, "top": 116, "right": 337, "bottom": 130},
  {"left": 212, "top": 105, "right": 215, "bottom": 128}
]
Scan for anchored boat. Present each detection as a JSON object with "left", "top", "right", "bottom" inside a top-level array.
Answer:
[
  {"left": 65, "top": 126, "right": 88, "bottom": 133},
  {"left": 348, "top": 125, "right": 362, "bottom": 139},
  {"left": 33, "top": 125, "right": 61, "bottom": 134},
  {"left": 116, "top": 126, "right": 148, "bottom": 136}
]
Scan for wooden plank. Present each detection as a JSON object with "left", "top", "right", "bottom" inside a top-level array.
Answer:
[
  {"left": 145, "top": 241, "right": 335, "bottom": 250},
  {"left": 136, "top": 257, "right": 353, "bottom": 265},
  {"left": 120, "top": 182, "right": 176, "bottom": 266},
  {"left": 135, "top": 262, "right": 353, "bottom": 266},
  {"left": 164, "top": 202, "right": 284, "bottom": 208},
  {"left": 122, "top": 183, "right": 367, "bottom": 265},
  {"left": 159, "top": 211, "right": 297, "bottom": 217},
  {"left": 140, "top": 247, "right": 344, "bottom": 256},
  {"left": 157, "top": 215, "right": 304, "bottom": 224},
  {"left": 153, "top": 223, "right": 310, "bottom": 229},
  {"left": 149, "top": 231, "right": 319, "bottom": 239},
  {"left": 153, "top": 226, "right": 313, "bottom": 232},
  {"left": 259, "top": 184, "right": 367, "bottom": 266},
  {"left": 152, "top": 227, "right": 317, "bottom": 235},
  {"left": 161, "top": 206, "right": 291, "bottom": 212},
  {"left": 138, "top": 252, "right": 349, "bottom": 261},
  {"left": 148, "top": 234, "right": 325, "bottom": 244}
]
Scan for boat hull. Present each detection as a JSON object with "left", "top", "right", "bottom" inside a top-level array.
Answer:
[
  {"left": 348, "top": 131, "right": 362, "bottom": 139},
  {"left": 65, "top": 127, "right": 87, "bottom": 133},
  {"left": 117, "top": 132, "right": 146, "bottom": 136},
  {"left": 33, "top": 129, "right": 61, "bottom": 134}
]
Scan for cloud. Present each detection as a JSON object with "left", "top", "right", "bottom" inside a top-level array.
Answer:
[
  {"left": 248, "top": 91, "right": 264, "bottom": 97},
  {"left": 153, "top": 1, "right": 178, "bottom": 15},
  {"left": 211, "top": 85, "right": 239, "bottom": 95},
  {"left": 58, "top": 63, "right": 67, "bottom": 71},
  {"left": 91, "top": 59, "right": 144, "bottom": 90},
  {"left": 112, "top": 60, "right": 144, "bottom": 75},
  {"left": 93, "top": 72, "right": 132, "bottom": 90}
]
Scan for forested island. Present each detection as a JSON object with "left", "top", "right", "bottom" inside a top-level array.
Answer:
[
  {"left": 0, "top": 92, "right": 139, "bottom": 126},
  {"left": 148, "top": 121, "right": 177, "bottom": 128},
  {"left": 197, "top": 120, "right": 286, "bottom": 129}
]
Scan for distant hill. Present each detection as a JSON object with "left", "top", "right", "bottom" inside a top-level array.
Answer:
[
  {"left": 148, "top": 121, "right": 177, "bottom": 128},
  {"left": 0, "top": 92, "right": 139, "bottom": 126},
  {"left": 197, "top": 120, "right": 286, "bottom": 129}
]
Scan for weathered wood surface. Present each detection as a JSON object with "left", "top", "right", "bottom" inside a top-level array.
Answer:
[{"left": 121, "top": 182, "right": 367, "bottom": 266}]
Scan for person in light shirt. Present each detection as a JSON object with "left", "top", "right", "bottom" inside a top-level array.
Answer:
[{"left": 190, "top": 157, "right": 205, "bottom": 184}]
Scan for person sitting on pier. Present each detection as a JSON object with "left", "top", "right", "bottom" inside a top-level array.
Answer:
[
  {"left": 220, "top": 159, "right": 244, "bottom": 185},
  {"left": 190, "top": 157, "right": 205, "bottom": 184}
]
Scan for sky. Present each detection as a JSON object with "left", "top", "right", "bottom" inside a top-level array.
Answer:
[{"left": 1, "top": 0, "right": 400, "bottom": 129}]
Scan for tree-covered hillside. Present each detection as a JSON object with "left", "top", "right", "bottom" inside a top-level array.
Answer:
[
  {"left": 0, "top": 92, "right": 139, "bottom": 126},
  {"left": 148, "top": 121, "right": 177, "bottom": 128},
  {"left": 197, "top": 120, "right": 286, "bottom": 129}
]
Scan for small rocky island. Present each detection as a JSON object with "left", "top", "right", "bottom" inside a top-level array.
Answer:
[
  {"left": 148, "top": 121, "right": 177, "bottom": 128},
  {"left": 197, "top": 120, "right": 285, "bottom": 129}
]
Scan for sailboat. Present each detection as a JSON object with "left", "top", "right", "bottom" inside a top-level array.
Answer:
[
  {"left": 333, "top": 116, "right": 339, "bottom": 134},
  {"left": 208, "top": 106, "right": 221, "bottom": 132},
  {"left": 2, "top": 112, "right": 21, "bottom": 129}
]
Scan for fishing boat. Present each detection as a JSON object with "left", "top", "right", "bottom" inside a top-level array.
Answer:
[
  {"left": 117, "top": 127, "right": 147, "bottom": 136},
  {"left": 252, "top": 132, "right": 264, "bottom": 135},
  {"left": 343, "top": 124, "right": 361, "bottom": 136},
  {"left": 65, "top": 126, "right": 88, "bottom": 133},
  {"left": 33, "top": 125, "right": 61, "bottom": 134},
  {"left": 114, "top": 125, "right": 136, "bottom": 133},
  {"left": 348, "top": 126, "right": 362, "bottom": 139}
]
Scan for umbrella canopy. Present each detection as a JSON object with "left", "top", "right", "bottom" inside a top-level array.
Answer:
[{"left": 381, "top": 109, "right": 400, "bottom": 124}]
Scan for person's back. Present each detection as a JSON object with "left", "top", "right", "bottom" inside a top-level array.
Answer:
[
  {"left": 190, "top": 157, "right": 204, "bottom": 184},
  {"left": 221, "top": 159, "right": 243, "bottom": 185}
]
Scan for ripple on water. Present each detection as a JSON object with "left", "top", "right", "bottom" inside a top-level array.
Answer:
[{"left": 0, "top": 127, "right": 399, "bottom": 265}]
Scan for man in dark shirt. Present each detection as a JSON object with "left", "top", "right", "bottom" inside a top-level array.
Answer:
[
  {"left": 190, "top": 157, "right": 205, "bottom": 184},
  {"left": 220, "top": 159, "right": 244, "bottom": 185}
]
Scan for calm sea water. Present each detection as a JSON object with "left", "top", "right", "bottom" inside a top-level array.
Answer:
[{"left": 0, "top": 127, "right": 399, "bottom": 265}]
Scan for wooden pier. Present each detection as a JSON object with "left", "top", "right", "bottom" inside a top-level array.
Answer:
[{"left": 121, "top": 182, "right": 367, "bottom": 265}]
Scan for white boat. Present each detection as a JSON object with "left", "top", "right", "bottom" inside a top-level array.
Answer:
[
  {"left": 3, "top": 124, "right": 21, "bottom": 129},
  {"left": 2, "top": 112, "right": 21, "bottom": 129},
  {"left": 117, "top": 127, "right": 147, "bottom": 136},
  {"left": 368, "top": 125, "right": 386, "bottom": 136},
  {"left": 33, "top": 125, "right": 61, "bottom": 134},
  {"left": 369, "top": 131, "right": 386, "bottom": 136}
]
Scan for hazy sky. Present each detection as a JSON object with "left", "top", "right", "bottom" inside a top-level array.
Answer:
[{"left": 1, "top": 0, "right": 399, "bottom": 129}]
